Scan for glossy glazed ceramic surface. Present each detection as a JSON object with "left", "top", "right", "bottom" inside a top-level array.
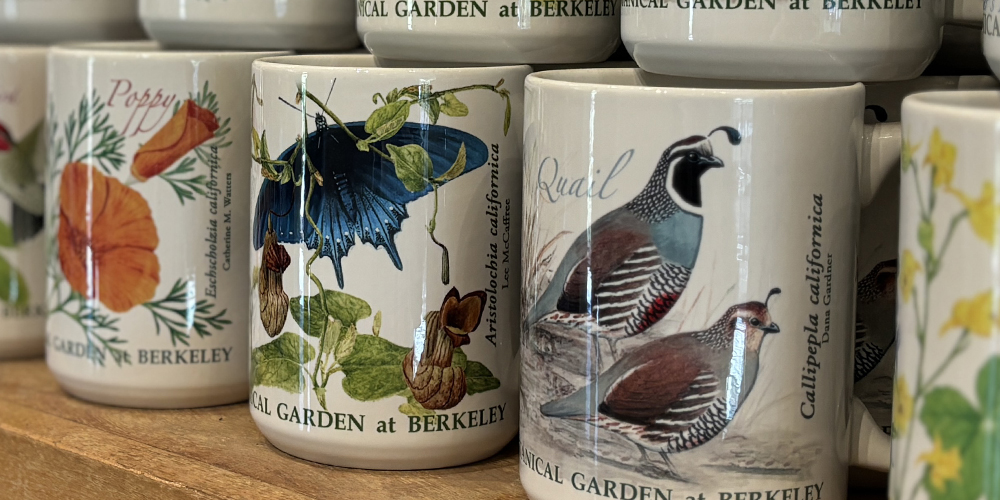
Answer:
[
  {"left": 45, "top": 42, "right": 288, "bottom": 409},
  {"left": 0, "top": 46, "right": 47, "bottom": 360},
  {"left": 986, "top": 1, "right": 1000, "bottom": 78},
  {"left": 891, "top": 90, "right": 1000, "bottom": 500},
  {"left": 248, "top": 55, "right": 528, "bottom": 469},
  {"left": 622, "top": 2, "right": 944, "bottom": 81},
  {"left": 139, "top": 0, "right": 358, "bottom": 50},
  {"left": 357, "top": 1, "right": 619, "bottom": 64},
  {"left": 520, "top": 69, "right": 893, "bottom": 499},
  {"left": 0, "top": 0, "right": 143, "bottom": 43}
]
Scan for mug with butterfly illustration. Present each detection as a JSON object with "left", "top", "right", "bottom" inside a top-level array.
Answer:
[{"left": 247, "top": 54, "right": 529, "bottom": 469}]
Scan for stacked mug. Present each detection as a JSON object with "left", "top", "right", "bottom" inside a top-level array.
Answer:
[{"left": 510, "top": 5, "right": 995, "bottom": 500}]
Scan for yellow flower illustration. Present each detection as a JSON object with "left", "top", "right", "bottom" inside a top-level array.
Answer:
[
  {"left": 901, "top": 250, "right": 922, "bottom": 304},
  {"left": 901, "top": 136, "right": 921, "bottom": 172},
  {"left": 950, "top": 182, "right": 999, "bottom": 244},
  {"left": 923, "top": 128, "right": 956, "bottom": 188},
  {"left": 940, "top": 291, "right": 995, "bottom": 337},
  {"left": 919, "top": 435, "right": 962, "bottom": 491},
  {"left": 893, "top": 376, "right": 914, "bottom": 436}
]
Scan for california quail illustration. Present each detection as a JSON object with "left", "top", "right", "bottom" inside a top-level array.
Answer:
[
  {"left": 524, "top": 127, "right": 742, "bottom": 350},
  {"left": 540, "top": 288, "right": 781, "bottom": 475},
  {"left": 854, "top": 259, "right": 897, "bottom": 382}
]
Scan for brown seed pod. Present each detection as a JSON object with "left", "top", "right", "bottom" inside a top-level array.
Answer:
[
  {"left": 402, "top": 289, "right": 486, "bottom": 410},
  {"left": 259, "top": 226, "right": 290, "bottom": 337}
]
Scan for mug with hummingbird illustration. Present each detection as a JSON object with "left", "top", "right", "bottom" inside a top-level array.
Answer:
[
  {"left": 248, "top": 55, "right": 529, "bottom": 469},
  {"left": 0, "top": 46, "right": 47, "bottom": 360},
  {"left": 890, "top": 90, "right": 1000, "bottom": 500},
  {"left": 139, "top": 0, "right": 359, "bottom": 51},
  {"left": 45, "top": 42, "right": 288, "bottom": 408},
  {"left": 520, "top": 70, "right": 903, "bottom": 500}
]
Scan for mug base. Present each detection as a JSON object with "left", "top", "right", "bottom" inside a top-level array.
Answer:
[
  {"left": 142, "top": 20, "right": 360, "bottom": 51},
  {"left": 253, "top": 414, "right": 517, "bottom": 470},
  {"left": 0, "top": 21, "right": 145, "bottom": 44},
  {"left": 0, "top": 336, "right": 45, "bottom": 360},
  {"left": 628, "top": 42, "right": 935, "bottom": 82},
  {"left": 361, "top": 31, "right": 620, "bottom": 65},
  {"left": 51, "top": 370, "right": 249, "bottom": 409}
]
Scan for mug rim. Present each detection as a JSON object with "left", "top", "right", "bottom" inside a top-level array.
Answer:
[
  {"left": 0, "top": 44, "right": 49, "bottom": 55},
  {"left": 254, "top": 54, "right": 532, "bottom": 74},
  {"left": 527, "top": 68, "right": 864, "bottom": 95},
  {"left": 904, "top": 90, "right": 1000, "bottom": 118},
  {"left": 50, "top": 40, "right": 287, "bottom": 58}
]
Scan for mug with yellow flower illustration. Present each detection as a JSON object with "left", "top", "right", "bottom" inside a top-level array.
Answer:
[
  {"left": 891, "top": 90, "right": 1000, "bottom": 500},
  {"left": 45, "top": 42, "right": 288, "bottom": 408}
]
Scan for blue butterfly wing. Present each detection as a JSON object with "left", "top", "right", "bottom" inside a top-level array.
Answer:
[{"left": 253, "top": 121, "right": 490, "bottom": 289}]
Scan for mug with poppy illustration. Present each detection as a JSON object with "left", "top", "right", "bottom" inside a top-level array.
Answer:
[
  {"left": 45, "top": 42, "right": 288, "bottom": 408},
  {"left": 891, "top": 90, "right": 1000, "bottom": 500},
  {"left": 247, "top": 55, "right": 528, "bottom": 469},
  {"left": 0, "top": 46, "right": 47, "bottom": 359}
]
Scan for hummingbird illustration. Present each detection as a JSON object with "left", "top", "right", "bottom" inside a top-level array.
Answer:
[
  {"left": 540, "top": 288, "right": 781, "bottom": 477},
  {"left": 524, "top": 127, "right": 742, "bottom": 350},
  {"left": 0, "top": 122, "right": 44, "bottom": 242},
  {"left": 854, "top": 259, "right": 897, "bottom": 382}
]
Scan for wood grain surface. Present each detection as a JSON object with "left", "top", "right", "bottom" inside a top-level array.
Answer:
[{"left": 0, "top": 359, "right": 888, "bottom": 499}]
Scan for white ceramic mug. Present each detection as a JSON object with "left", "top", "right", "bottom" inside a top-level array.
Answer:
[
  {"left": 855, "top": 75, "right": 999, "bottom": 440},
  {"left": 520, "top": 70, "right": 899, "bottom": 500},
  {"left": 248, "top": 54, "right": 528, "bottom": 469},
  {"left": 0, "top": 0, "right": 143, "bottom": 44},
  {"left": 985, "top": 1, "right": 1000, "bottom": 77},
  {"left": 621, "top": 0, "right": 944, "bottom": 81},
  {"left": 357, "top": 0, "right": 619, "bottom": 64},
  {"left": 0, "top": 46, "right": 47, "bottom": 360},
  {"left": 46, "top": 42, "right": 287, "bottom": 408},
  {"left": 139, "top": 0, "right": 359, "bottom": 51},
  {"left": 890, "top": 90, "right": 1000, "bottom": 500}
]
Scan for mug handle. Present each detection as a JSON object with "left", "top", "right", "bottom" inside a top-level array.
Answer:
[
  {"left": 861, "top": 121, "right": 902, "bottom": 207},
  {"left": 850, "top": 121, "right": 902, "bottom": 472},
  {"left": 850, "top": 397, "right": 891, "bottom": 471}
]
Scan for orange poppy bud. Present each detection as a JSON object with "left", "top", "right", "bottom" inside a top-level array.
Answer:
[{"left": 131, "top": 100, "right": 219, "bottom": 181}]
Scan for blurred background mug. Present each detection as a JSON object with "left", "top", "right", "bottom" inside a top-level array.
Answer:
[
  {"left": 0, "top": 0, "right": 143, "bottom": 44},
  {"left": 891, "top": 90, "right": 1000, "bottom": 500},
  {"left": 520, "top": 70, "right": 897, "bottom": 500},
  {"left": 357, "top": 0, "right": 620, "bottom": 64},
  {"left": 139, "top": 0, "right": 359, "bottom": 51},
  {"left": 0, "top": 46, "right": 47, "bottom": 360},
  {"left": 621, "top": 0, "right": 944, "bottom": 81}
]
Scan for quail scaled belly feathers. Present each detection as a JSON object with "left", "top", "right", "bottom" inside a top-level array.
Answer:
[
  {"left": 541, "top": 289, "right": 781, "bottom": 469},
  {"left": 854, "top": 259, "right": 897, "bottom": 382},
  {"left": 524, "top": 127, "right": 742, "bottom": 347}
]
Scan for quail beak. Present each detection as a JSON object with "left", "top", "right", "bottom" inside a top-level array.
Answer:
[
  {"left": 762, "top": 323, "right": 780, "bottom": 334},
  {"left": 702, "top": 156, "right": 724, "bottom": 168}
]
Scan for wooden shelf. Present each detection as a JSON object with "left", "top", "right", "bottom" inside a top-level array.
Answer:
[
  {"left": 0, "top": 359, "right": 524, "bottom": 499},
  {"left": 0, "top": 359, "right": 888, "bottom": 499}
]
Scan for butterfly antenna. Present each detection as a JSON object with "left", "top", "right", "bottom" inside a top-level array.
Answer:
[
  {"left": 325, "top": 78, "right": 337, "bottom": 107},
  {"left": 278, "top": 97, "right": 318, "bottom": 119}
]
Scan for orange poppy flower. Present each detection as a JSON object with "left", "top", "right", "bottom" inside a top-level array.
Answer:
[
  {"left": 131, "top": 99, "right": 219, "bottom": 181},
  {"left": 58, "top": 162, "right": 160, "bottom": 312}
]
